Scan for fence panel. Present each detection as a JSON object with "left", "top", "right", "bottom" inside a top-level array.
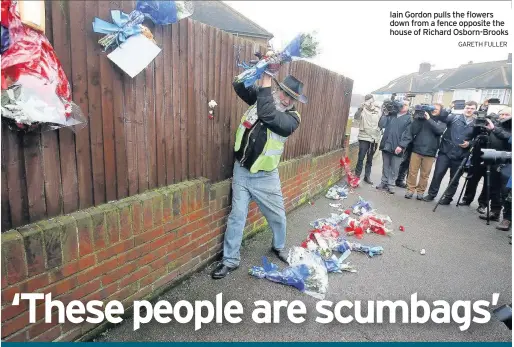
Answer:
[{"left": 1, "top": 7, "right": 352, "bottom": 231}]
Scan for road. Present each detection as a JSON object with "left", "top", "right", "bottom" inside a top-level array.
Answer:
[{"left": 98, "top": 157, "right": 512, "bottom": 342}]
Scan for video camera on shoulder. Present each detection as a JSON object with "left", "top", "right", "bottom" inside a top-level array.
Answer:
[
  {"left": 413, "top": 104, "right": 435, "bottom": 120},
  {"left": 382, "top": 99, "right": 403, "bottom": 115},
  {"left": 474, "top": 110, "right": 492, "bottom": 128}
]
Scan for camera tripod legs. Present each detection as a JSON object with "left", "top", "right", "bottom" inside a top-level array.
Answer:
[
  {"left": 433, "top": 156, "right": 469, "bottom": 212},
  {"left": 485, "top": 165, "right": 491, "bottom": 225}
]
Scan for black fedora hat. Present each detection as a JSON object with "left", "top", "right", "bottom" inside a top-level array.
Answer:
[{"left": 275, "top": 75, "right": 308, "bottom": 104}]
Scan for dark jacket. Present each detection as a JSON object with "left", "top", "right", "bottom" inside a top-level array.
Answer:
[
  {"left": 402, "top": 115, "right": 446, "bottom": 157},
  {"left": 378, "top": 112, "right": 412, "bottom": 156},
  {"left": 488, "top": 118, "right": 512, "bottom": 151},
  {"left": 232, "top": 80, "right": 300, "bottom": 171},
  {"left": 438, "top": 113, "right": 475, "bottom": 161}
]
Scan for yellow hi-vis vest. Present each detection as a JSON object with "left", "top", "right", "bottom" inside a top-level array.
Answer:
[{"left": 234, "top": 104, "right": 301, "bottom": 173}]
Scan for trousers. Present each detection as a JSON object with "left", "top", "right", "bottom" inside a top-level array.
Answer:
[
  {"left": 406, "top": 152, "right": 435, "bottom": 194},
  {"left": 427, "top": 153, "right": 463, "bottom": 199},
  {"left": 381, "top": 151, "right": 403, "bottom": 189},
  {"left": 396, "top": 146, "right": 412, "bottom": 184},
  {"left": 463, "top": 165, "right": 503, "bottom": 212},
  {"left": 222, "top": 161, "right": 286, "bottom": 267},
  {"left": 355, "top": 140, "right": 377, "bottom": 178}
]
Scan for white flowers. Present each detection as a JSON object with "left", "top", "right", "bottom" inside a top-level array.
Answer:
[{"left": 208, "top": 100, "right": 217, "bottom": 109}]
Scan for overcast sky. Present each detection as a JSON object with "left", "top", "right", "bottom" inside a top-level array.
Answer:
[{"left": 224, "top": 1, "right": 512, "bottom": 95}]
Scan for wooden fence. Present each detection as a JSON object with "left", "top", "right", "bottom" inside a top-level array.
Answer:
[{"left": 1, "top": 0, "right": 353, "bottom": 231}]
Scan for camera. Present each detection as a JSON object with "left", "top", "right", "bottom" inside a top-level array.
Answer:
[
  {"left": 480, "top": 148, "right": 512, "bottom": 164},
  {"left": 493, "top": 304, "right": 512, "bottom": 330},
  {"left": 382, "top": 99, "right": 403, "bottom": 115},
  {"left": 413, "top": 104, "right": 435, "bottom": 120},
  {"left": 474, "top": 110, "right": 490, "bottom": 128}
]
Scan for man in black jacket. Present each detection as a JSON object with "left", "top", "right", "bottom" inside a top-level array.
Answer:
[
  {"left": 376, "top": 99, "right": 412, "bottom": 194},
  {"left": 402, "top": 103, "right": 446, "bottom": 200},
  {"left": 424, "top": 101, "right": 477, "bottom": 204},
  {"left": 212, "top": 68, "right": 305, "bottom": 279},
  {"left": 460, "top": 108, "right": 512, "bottom": 220}
]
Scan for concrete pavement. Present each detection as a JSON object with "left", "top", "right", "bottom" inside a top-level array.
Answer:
[{"left": 98, "top": 156, "right": 512, "bottom": 342}]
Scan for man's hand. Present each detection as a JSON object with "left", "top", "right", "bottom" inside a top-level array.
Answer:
[
  {"left": 261, "top": 73, "right": 272, "bottom": 88},
  {"left": 424, "top": 112, "right": 430, "bottom": 120},
  {"left": 485, "top": 118, "right": 495, "bottom": 131},
  {"left": 394, "top": 146, "right": 403, "bottom": 155},
  {"left": 459, "top": 141, "right": 469, "bottom": 148}
]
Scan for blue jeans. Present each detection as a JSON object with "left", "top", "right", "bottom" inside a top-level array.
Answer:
[{"left": 222, "top": 161, "right": 287, "bottom": 267}]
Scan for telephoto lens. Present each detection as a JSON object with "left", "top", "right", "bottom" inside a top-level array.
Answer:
[{"left": 493, "top": 304, "right": 512, "bottom": 330}]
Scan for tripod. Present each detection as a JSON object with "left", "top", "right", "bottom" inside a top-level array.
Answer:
[{"left": 433, "top": 151, "right": 472, "bottom": 212}]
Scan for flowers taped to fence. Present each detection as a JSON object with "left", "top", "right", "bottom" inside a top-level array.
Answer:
[
  {"left": 1, "top": 0, "right": 86, "bottom": 133},
  {"left": 135, "top": 0, "right": 194, "bottom": 25},
  {"left": 235, "top": 32, "right": 320, "bottom": 88}
]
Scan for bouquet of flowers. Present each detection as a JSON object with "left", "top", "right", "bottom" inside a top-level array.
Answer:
[
  {"left": 93, "top": 2, "right": 194, "bottom": 51},
  {"left": 323, "top": 253, "right": 357, "bottom": 273},
  {"left": 301, "top": 225, "right": 340, "bottom": 258},
  {"left": 351, "top": 197, "right": 373, "bottom": 216},
  {"left": 340, "top": 157, "right": 360, "bottom": 188},
  {"left": 309, "top": 213, "right": 349, "bottom": 230},
  {"left": 1, "top": 0, "right": 86, "bottom": 133},
  {"left": 235, "top": 32, "right": 319, "bottom": 88},
  {"left": 249, "top": 248, "right": 328, "bottom": 300},
  {"left": 135, "top": 1, "right": 194, "bottom": 24},
  {"left": 359, "top": 213, "right": 393, "bottom": 236},
  {"left": 249, "top": 256, "right": 310, "bottom": 294},
  {"left": 325, "top": 185, "right": 349, "bottom": 200},
  {"left": 336, "top": 238, "right": 384, "bottom": 257},
  {"left": 287, "top": 247, "right": 328, "bottom": 299},
  {"left": 344, "top": 217, "right": 365, "bottom": 239}
]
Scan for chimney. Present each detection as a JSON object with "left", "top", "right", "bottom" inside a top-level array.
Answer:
[
  {"left": 418, "top": 62, "right": 431, "bottom": 74},
  {"left": 508, "top": 53, "right": 512, "bottom": 64}
]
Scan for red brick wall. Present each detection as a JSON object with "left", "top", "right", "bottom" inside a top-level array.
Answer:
[{"left": 1, "top": 146, "right": 356, "bottom": 342}]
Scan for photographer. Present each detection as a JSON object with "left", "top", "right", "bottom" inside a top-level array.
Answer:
[
  {"left": 376, "top": 99, "right": 412, "bottom": 194},
  {"left": 354, "top": 94, "right": 381, "bottom": 185},
  {"left": 402, "top": 103, "right": 447, "bottom": 200},
  {"left": 460, "top": 107, "right": 512, "bottom": 221},
  {"left": 424, "top": 101, "right": 477, "bottom": 204}
]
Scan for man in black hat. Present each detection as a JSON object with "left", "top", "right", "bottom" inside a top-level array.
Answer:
[
  {"left": 212, "top": 64, "right": 306, "bottom": 279},
  {"left": 354, "top": 94, "right": 381, "bottom": 184}
]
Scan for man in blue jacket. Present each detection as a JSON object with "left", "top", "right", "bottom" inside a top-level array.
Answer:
[
  {"left": 376, "top": 99, "right": 412, "bottom": 194},
  {"left": 424, "top": 101, "right": 477, "bottom": 204}
]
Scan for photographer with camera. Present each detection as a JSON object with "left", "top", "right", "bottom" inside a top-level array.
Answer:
[
  {"left": 424, "top": 101, "right": 477, "bottom": 204},
  {"left": 402, "top": 103, "right": 446, "bottom": 200},
  {"left": 376, "top": 99, "right": 412, "bottom": 194},
  {"left": 460, "top": 108, "right": 512, "bottom": 223},
  {"left": 354, "top": 94, "right": 381, "bottom": 185}
]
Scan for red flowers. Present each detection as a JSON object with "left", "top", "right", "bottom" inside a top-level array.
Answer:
[{"left": 340, "top": 156, "right": 360, "bottom": 188}]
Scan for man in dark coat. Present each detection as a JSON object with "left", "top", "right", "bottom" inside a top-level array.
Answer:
[
  {"left": 402, "top": 103, "right": 446, "bottom": 200},
  {"left": 376, "top": 99, "right": 412, "bottom": 194},
  {"left": 424, "top": 101, "right": 477, "bottom": 204}
]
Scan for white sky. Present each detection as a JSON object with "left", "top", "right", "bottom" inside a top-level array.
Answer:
[{"left": 224, "top": 1, "right": 512, "bottom": 95}]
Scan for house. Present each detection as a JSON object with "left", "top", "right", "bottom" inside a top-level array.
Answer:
[
  {"left": 372, "top": 54, "right": 512, "bottom": 107},
  {"left": 190, "top": 1, "right": 273, "bottom": 47}
]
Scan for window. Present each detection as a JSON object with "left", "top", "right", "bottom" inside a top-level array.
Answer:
[
  {"left": 424, "top": 93, "right": 431, "bottom": 103},
  {"left": 481, "top": 89, "right": 505, "bottom": 103},
  {"left": 435, "top": 91, "right": 444, "bottom": 103}
]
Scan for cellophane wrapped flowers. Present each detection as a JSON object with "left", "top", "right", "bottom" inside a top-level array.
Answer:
[{"left": 1, "top": 0, "right": 86, "bottom": 133}]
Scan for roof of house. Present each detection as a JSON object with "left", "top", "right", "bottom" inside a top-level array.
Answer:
[
  {"left": 190, "top": 1, "right": 273, "bottom": 40},
  {"left": 372, "top": 59, "right": 512, "bottom": 94}
]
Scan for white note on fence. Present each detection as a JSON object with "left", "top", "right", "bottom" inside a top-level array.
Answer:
[{"left": 107, "top": 35, "right": 161, "bottom": 78}]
